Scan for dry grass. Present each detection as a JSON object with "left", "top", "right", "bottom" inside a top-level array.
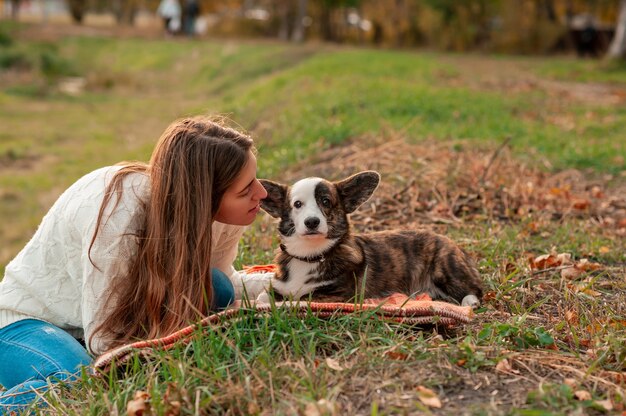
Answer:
[
  {"left": 281, "top": 132, "right": 625, "bottom": 238},
  {"left": 247, "top": 134, "right": 626, "bottom": 414}
]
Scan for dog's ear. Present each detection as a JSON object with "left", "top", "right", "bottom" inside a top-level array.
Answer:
[
  {"left": 336, "top": 171, "right": 381, "bottom": 213},
  {"left": 259, "top": 179, "right": 288, "bottom": 218}
]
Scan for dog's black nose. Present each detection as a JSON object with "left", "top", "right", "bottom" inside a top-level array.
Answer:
[{"left": 304, "top": 217, "right": 320, "bottom": 230}]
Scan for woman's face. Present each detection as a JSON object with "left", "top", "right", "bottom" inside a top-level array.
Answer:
[{"left": 215, "top": 150, "right": 268, "bottom": 226}]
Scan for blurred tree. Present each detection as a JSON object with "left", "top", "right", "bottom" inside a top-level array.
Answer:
[
  {"left": 360, "top": 0, "right": 422, "bottom": 46},
  {"left": 421, "top": 0, "right": 498, "bottom": 51},
  {"left": 292, "top": 0, "right": 308, "bottom": 42},
  {"left": 66, "top": 0, "right": 87, "bottom": 23},
  {"left": 275, "top": 0, "right": 293, "bottom": 40},
  {"left": 313, "top": 0, "right": 362, "bottom": 42},
  {"left": 542, "top": 0, "right": 558, "bottom": 22},
  {"left": 492, "top": 0, "right": 564, "bottom": 54},
  {"left": 275, "top": 0, "right": 309, "bottom": 42},
  {"left": 9, "top": 0, "right": 21, "bottom": 19},
  {"left": 111, "top": 0, "right": 142, "bottom": 25},
  {"left": 608, "top": 0, "right": 626, "bottom": 58}
]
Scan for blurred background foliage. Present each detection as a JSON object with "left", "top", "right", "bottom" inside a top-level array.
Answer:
[{"left": 2, "top": 0, "right": 625, "bottom": 57}]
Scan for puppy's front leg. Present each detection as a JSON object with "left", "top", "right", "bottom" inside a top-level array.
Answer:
[
  {"left": 461, "top": 295, "right": 480, "bottom": 308},
  {"left": 256, "top": 291, "right": 271, "bottom": 304}
]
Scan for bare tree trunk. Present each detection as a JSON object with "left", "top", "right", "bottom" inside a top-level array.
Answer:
[
  {"left": 564, "top": 0, "right": 574, "bottom": 27},
  {"left": 393, "top": 0, "right": 403, "bottom": 47},
  {"left": 67, "top": 0, "right": 87, "bottom": 24},
  {"left": 542, "top": 0, "right": 557, "bottom": 22},
  {"left": 291, "top": 0, "right": 307, "bottom": 42},
  {"left": 319, "top": 3, "right": 333, "bottom": 41},
  {"left": 608, "top": 0, "right": 626, "bottom": 59},
  {"left": 114, "top": 0, "right": 139, "bottom": 25},
  {"left": 277, "top": 0, "right": 290, "bottom": 41},
  {"left": 10, "top": 0, "right": 21, "bottom": 19}
]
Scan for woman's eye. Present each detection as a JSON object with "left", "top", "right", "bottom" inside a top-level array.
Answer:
[
  {"left": 294, "top": 201, "right": 302, "bottom": 209},
  {"left": 322, "top": 198, "right": 331, "bottom": 207}
]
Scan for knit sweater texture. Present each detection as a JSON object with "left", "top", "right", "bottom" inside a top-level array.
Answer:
[{"left": 0, "top": 166, "right": 254, "bottom": 355}]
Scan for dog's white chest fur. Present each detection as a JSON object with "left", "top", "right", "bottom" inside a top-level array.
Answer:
[{"left": 271, "top": 259, "right": 334, "bottom": 300}]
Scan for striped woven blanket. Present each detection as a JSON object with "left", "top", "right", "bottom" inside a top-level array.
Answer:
[{"left": 92, "top": 290, "right": 473, "bottom": 373}]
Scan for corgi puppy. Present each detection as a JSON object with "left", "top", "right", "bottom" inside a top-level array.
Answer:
[{"left": 258, "top": 171, "right": 483, "bottom": 307}]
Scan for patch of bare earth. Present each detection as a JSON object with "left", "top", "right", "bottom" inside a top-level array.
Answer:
[
  {"left": 276, "top": 135, "right": 625, "bottom": 413},
  {"left": 438, "top": 55, "right": 626, "bottom": 108}
]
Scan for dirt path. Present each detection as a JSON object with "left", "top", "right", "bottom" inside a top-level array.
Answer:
[
  {"left": 14, "top": 13, "right": 164, "bottom": 41},
  {"left": 439, "top": 54, "right": 626, "bottom": 107}
]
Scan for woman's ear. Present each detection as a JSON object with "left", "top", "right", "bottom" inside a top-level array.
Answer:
[
  {"left": 259, "top": 179, "right": 288, "bottom": 218},
  {"left": 335, "top": 171, "right": 381, "bottom": 213}
]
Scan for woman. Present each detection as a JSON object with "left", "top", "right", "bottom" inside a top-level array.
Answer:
[
  {"left": 157, "top": 0, "right": 181, "bottom": 35},
  {"left": 0, "top": 116, "right": 271, "bottom": 413}
]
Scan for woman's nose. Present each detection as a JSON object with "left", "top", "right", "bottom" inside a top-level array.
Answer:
[{"left": 254, "top": 179, "right": 268, "bottom": 200}]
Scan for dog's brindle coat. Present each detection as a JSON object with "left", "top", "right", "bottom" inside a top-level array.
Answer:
[{"left": 259, "top": 171, "right": 483, "bottom": 306}]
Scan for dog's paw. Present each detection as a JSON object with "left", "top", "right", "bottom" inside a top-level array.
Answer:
[
  {"left": 461, "top": 294, "right": 480, "bottom": 309},
  {"left": 256, "top": 291, "right": 270, "bottom": 304}
]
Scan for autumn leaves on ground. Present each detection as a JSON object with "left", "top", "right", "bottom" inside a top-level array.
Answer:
[
  {"left": 246, "top": 135, "right": 625, "bottom": 414},
  {"left": 0, "top": 20, "right": 625, "bottom": 415}
]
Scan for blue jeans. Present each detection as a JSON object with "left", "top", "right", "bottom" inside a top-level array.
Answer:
[
  {"left": 0, "top": 268, "right": 234, "bottom": 414},
  {"left": 211, "top": 268, "right": 235, "bottom": 311},
  {"left": 0, "top": 319, "right": 92, "bottom": 414}
]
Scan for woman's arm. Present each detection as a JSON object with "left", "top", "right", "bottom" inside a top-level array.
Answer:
[{"left": 211, "top": 223, "right": 272, "bottom": 300}]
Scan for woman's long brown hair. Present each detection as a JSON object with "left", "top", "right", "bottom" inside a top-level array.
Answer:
[{"left": 89, "top": 116, "right": 254, "bottom": 352}]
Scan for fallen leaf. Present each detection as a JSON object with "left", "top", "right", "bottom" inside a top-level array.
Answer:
[
  {"left": 305, "top": 399, "right": 336, "bottom": 416},
  {"left": 549, "top": 187, "right": 570, "bottom": 197},
  {"left": 556, "top": 253, "right": 573, "bottom": 265},
  {"left": 304, "top": 402, "right": 320, "bottom": 416},
  {"left": 247, "top": 402, "right": 260, "bottom": 414},
  {"left": 384, "top": 350, "right": 409, "bottom": 360},
  {"left": 483, "top": 291, "right": 496, "bottom": 302},
  {"left": 526, "top": 222, "right": 541, "bottom": 234},
  {"left": 576, "top": 259, "right": 602, "bottom": 272},
  {"left": 563, "top": 378, "right": 577, "bottom": 388},
  {"left": 127, "top": 391, "right": 150, "bottom": 416},
  {"left": 581, "top": 288, "right": 602, "bottom": 297},
  {"left": 591, "top": 186, "right": 604, "bottom": 199},
  {"left": 495, "top": 358, "right": 520, "bottom": 374},
  {"left": 561, "top": 266, "right": 583, "bottom": 280},
  {"left": 594, "top": 399, "right": 614, "bottom": 411},
  {"left": 561, "top": 258, "right": 603, "bottom": 280},
  {"left": 163, "top": 383, "right": 182, "bottom": 416},
  {"left": 530, "top": 254, "right": 559, "bottom": 270},
  {"left": 574, "top": 390, "right": 592, "bottom": 401},
  {"left": 565, "top": 310, "right": 578, "bottom": 324},
  {"left": 325, "top": 357, "right": 343, "bottom": 371},
  {"left": 531, "top": 252, "right": 574, "bottom": 271},
  {"left": 573, "top": 199, "right": 591, "bottom": 210},
  {"left": 599, "top": 246, "right": 610, "bottom": 254},
  {"left": 416, "top": 386, "right": 442, "bottom": 408}
]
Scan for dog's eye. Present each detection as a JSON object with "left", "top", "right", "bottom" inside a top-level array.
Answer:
[
  {"left": 294, "top": 201, "right": 302, "bottom": 209},
  {"left": 322, "top": 198, "right": 331, "bottom": 207}
]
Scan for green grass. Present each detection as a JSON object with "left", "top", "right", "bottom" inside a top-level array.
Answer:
[{"left": 0, "top": 21, "right": 625, "bottom": 414}]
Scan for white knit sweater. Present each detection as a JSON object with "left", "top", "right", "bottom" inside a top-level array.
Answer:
[{"left": 0, "top": 166, "right": 271, "bottom": 355}]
